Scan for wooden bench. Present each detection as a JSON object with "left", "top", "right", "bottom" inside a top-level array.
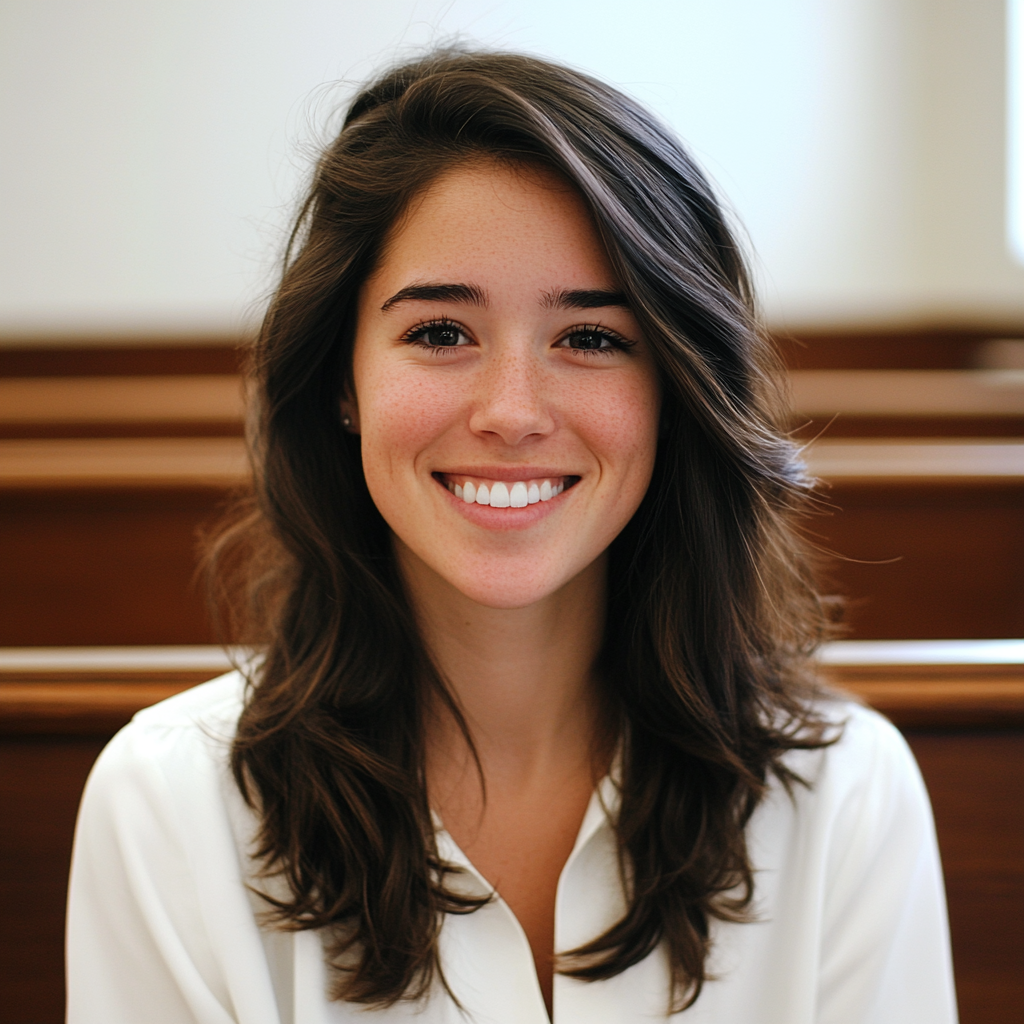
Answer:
[
  {"left": 3, "top": 367, "right": 1022, "bottom": 438},
  {"left": 0, "top": 349, "right": 1020, "bottom": 639},
  {"left": 0, "top": 640, "right": 1020, "bottom": 1024},
  {"left": 789, "top": 368, "right": 1024, "bottom": 437},
  {"left": 2, "top": 435, "right": 1020, "bottom": 644},
  {"left": 806, "top": 439, "right": 1024, "bottom": 638},
  {"left": 0, "top": 375, "right": 245, "bottom": 438}
]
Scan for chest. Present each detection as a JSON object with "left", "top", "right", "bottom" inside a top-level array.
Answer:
[{"left": 434, "top": 776, "right": 596, "bottom": 1014}]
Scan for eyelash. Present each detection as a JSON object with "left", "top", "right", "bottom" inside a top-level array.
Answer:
[
  {"left": 558, "top": 324, "right": 636, "bottom": 358},
  {"left": 400, "top": 318, "right": 636, "bottom": 358},
  {"left": 400, "top": 318, "right": 468, "bottom": 355}
]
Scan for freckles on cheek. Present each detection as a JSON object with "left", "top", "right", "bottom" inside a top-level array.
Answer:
[
  {"left": 364, "top": 371, "right": 462, "bottom": 460},
  {"left": 577, "top": 379, "right": 660, "bottom": 470}
]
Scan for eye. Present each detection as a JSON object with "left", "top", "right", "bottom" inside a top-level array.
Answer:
[
  {"left": 403, "top": 318, "right": 471, "bottom": 349},
  {"left": 558, "top": 326, "right": 634, "bottom": 354}
]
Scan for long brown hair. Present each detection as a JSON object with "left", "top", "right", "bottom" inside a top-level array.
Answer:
[{"left": 211, "top": 48, "right": 834, "bottom": 1011}]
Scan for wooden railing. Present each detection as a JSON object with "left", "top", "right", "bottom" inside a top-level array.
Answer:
[
  {"left": 1, "top": 348, "right": 1021, "bottom": 642},
  {"left": 2, "top": 367, "right": 1022, "bottom": 438},
  {"left": 1, "top": 433, "right": 1022, "bottom": 488},
  {"left": 2, "top": 433, "right": 1020, "bottom": 643},
  {"left": 2, "top": 640, "right": 1022, "bottom": 733}
]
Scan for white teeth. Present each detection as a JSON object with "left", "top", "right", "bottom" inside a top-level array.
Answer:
[{"left": 450, "top": 476, "right": 566, "bottom": 507}]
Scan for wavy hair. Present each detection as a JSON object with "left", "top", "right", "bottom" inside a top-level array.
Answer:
[{"left": 210, "top": 48, "right": 834, "bottom": 1011}]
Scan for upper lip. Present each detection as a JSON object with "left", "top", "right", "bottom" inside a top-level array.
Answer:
[{"left": 434, "top": 467, "right": 577, "bottom": 481}]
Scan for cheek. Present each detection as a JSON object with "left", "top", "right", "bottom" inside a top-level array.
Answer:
[
  {"left": 358, "top": 365, "right": 461, "bottom": 471},
  {"left": 573, "top": 371, "right": 660, "bottom": 477}
]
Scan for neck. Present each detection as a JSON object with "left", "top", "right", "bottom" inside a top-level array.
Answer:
[{"left": 395, "top": 541, "right": 611, "bottom": 793}]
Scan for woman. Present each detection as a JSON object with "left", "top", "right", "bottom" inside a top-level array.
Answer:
[{"left": 67, "top": 49, "right": 957, "bottom": 1022}]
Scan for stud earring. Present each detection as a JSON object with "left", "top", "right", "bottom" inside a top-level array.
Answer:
[{"left": 341, "top": 414, "right": 352, "bottom": 428}]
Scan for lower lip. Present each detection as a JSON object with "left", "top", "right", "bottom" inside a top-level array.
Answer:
[{"left": 435, "top": 476, "right": 575, "bottom": 529}]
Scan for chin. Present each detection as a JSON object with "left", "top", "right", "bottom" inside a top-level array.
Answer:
[
  {"left": 457, "top": 586, "right": 554, "bottom": 610},
  {"left": 452, "top": 577, "right": 565, "bottom": 610},
  {"left": 441, "top": 558, "right": 581, "bottom": 610},
  {"left": 393, "top": 531, "right": 603, "bottom": 611}
]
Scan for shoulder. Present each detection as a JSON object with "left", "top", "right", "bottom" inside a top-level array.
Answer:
[
  {"left": 109, "top": 669, "right": 244, "bottom": 754},
  {"left": 782, "top": 697, "right": 923, "bottom": 797},
  {"left": 757, "top": 698, "right": 935, "bottom": 871},
  {"left": 67, "top": 673, "right": 283, "bottom": 1021},
  {"left": 829, "top": 697, "right": 918, "bottom": 772},
  {"left": 130, "top": 668, "right": 247, "bottom": 736},
  {"left": 82, "top": 671, "right": 248, "bottom": 826}
]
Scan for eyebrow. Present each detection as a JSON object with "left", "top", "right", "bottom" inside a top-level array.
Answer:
[
  {"left": 380, "top": 283, "right": 631, "bottom": 314},
  {"left": 380, "top": 283, "right": 486, "bottom": 312},
  {"left": 542, "top": 288, "right": 630, "bottom": 310}
]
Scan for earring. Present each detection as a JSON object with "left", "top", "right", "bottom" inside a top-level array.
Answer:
[{"left": 341, "top": 414, "right": 352, "bottom": 428}]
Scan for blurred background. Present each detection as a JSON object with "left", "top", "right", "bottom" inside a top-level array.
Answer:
[
  {"left": 1, "top": 0, "right": 1023, "bottom": 335},
  {"left": 0, "top": 2, "right": 1021, "bottom": 1022}
]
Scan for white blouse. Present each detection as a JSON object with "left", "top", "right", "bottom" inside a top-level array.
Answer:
[{"left": 66, "top": 672, "right": 958, "bottom": 1023}]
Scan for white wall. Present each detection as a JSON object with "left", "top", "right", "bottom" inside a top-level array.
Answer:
[{"left": 0, "top": 0, "right": 1020, "bottom": 341}]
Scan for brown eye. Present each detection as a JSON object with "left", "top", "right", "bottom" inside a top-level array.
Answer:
[
  {"left": 424, "top": 324, "right": 464, "bottom": 346},
  {"left": 404, "top": 319, "right": 470, "bottom": 349},
  {"left": 566, "top": 330, "right": 611, "bottom": 350}
]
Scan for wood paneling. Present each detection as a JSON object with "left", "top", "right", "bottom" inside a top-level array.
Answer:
[
  {"left": 811, "top": 481, "right": 1024, "bottom": 638},
  {"left": 807, "top": 439, "right": 1024, "bottom": 479},
  {"left": 0, "top": 343, "right": 244, "bottom": 377},
  {"left": 0, "top": 735, "right": 109, "bottom": 1024},
  {"left": 790, "top": 370, "right": 1024, "bottom": 438},
  {"left": 795, "top": 416, "right": 1024, "bottom": 439},
  {"left": 904, "top": 731, "right": 1024, "bottom": 1024},
  {"left": 0, "top": 376, "right": 245, "bottom": 438},
  {"left": 0, "top": 488, "right": 228, "bottom": 646},
  {"left": 0, "top": 439, "right": 1020, "bottom": 644},
  {"left": 792, "top": 370, "right": 1024, "bottom": 418},
  {"left": 774, "top": 327, "right": 1023, "bottom": 370},
  {"left": 0, "top": 437, "right": 247, "bottom": 488}
]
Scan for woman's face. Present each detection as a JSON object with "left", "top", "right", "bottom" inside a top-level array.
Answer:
[{"left": 351, "top": 160, "right": 661, "bottom": 609}]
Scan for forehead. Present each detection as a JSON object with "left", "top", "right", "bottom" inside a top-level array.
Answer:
[{"left": 364, "top": 159, "right": 619, "bottom": 295}]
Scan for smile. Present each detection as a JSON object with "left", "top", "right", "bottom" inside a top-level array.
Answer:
[{"left": 436, "top": 474, "right": 577, "bottom": 508}]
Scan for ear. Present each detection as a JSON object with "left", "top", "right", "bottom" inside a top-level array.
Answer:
[{"left": 340, "top": 395, "right": 361, "bottom": 434}]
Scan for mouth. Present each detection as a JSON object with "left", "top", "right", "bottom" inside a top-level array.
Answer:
[{"left": 433, "top": 473, "right": 579, "bottom": 508}]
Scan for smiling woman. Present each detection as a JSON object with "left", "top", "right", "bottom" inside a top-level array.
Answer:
[
  {"left": 351, "top": 161, "right": 660, "bottom": 612},
  {"left": 66, "top": 49, "right": 957, "bottom": 1024}
]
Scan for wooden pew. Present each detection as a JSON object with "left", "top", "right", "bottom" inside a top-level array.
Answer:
[
  {"left": 0, "top": 349, "right": 1020, "bottom": 641},
  {"left": 0, "top": 375, "right": 245, "bottom": 438},
  {"left": 789, "top": 367, "right": 1024, "bottom": 437},
  {"left": 807, "top": 439, "right": 1024, "bottom": 638},
  {"left": 0, "top": 641, "right": 1020, "bottom": 1024},
  {"left": 0, "top": 438, "right": 244, "bottom": 646},
  {"left": 4, "top": 366, "right": 1022, "bottom": 440},
  {"left": 2, "top": 434, "right": 1020, "bottom": 644}
]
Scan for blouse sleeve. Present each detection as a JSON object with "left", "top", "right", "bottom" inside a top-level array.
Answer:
[
  {"left": 814, "top": 707, "right": 958, "bottom": 1024},
  {"left": 66, "top": 698, "right": 282, "bottom": 1024}
]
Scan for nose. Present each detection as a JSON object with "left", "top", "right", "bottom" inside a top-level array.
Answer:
[{"left": 468, "top": 342, "right": 555, "bottom": 446}]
